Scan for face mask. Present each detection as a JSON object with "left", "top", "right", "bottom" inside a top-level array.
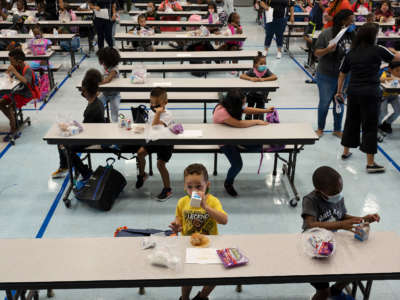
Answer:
[
  {"left": 257, "top": 65, "right": 267, "bottom": 72},
  {"left": 242, "top": 104, "right": 247, "bottom": 110},
  {"left": 347, "top": 23, "right": 356, "bottom": 33},
  {"left": 150, "top": 104, "right": 161, "bottom": 112},
  {"left": 35, "top": 34, "right": 41, "bottom": 38},
  {"left": 147, "top": 7, "right": 152, "bottom": 11},
  {"left": 81, "top": 92, "right": 85, "bottom": 98},
  {"left": 325, "top": 191, "right": 343, "bottom": 204}
]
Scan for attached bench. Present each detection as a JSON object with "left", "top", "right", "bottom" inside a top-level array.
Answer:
[
  {"left": 118, "top": 63, "right": 252, "bottom": 78},
  {"left": 0, "top": 63, "right": 62, "bottom": 73},
  {"left": 117, "top": 45, "right": 176, "bottom": 52},
  {"left": 82, "top": 144, "right": 303, "bottom": 207}
]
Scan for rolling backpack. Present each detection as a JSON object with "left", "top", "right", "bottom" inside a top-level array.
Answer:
[
  {"left": 39, "top": 72, "right": 49, "bottom": 101},
  {"left": 23, "top": 65, "right": 40, "bottom": 106}
]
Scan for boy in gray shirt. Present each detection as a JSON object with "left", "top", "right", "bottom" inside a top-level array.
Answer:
[{"left": 302, "top": 166, "right": 380, "bottom": 300}]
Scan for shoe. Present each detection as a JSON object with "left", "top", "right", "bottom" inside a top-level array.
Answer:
[
  {"left": 329, "top": 292, "right": 354, "bottom": 300},
  {"left": 332, "top": 131, "right": 342, "bottom": 138},
  {"left": 366, "top": 163, "right": 385, "bottom": 173},
  {"left": 51, "top": 168, "right": 68, "bottom": 179},
  {"left": 276, "top": 51, "right": 282, "bottom": 59},
  {"left": 157, "top": 187, "right": 172, "bottom": 202},
  {"left": 315, "top": 129, "right": 323, "bottom": 138},
  {"left": 136, "top": 173, "right": 148, "bottom": 189},
  {"left": 3, "top": 132, "right": 21, "bottom": 142},
  {"left": 379, "top": 121, "right": 392, "bottom": 134},
  {"left": 192, "top": 292, "right": 209, "bottom": 300},
  {"left": 224, "top": 182, "right": 238, "bottom": 197},
  {"left": 341, "top": 152, "right": 352, "bottom": 160}
]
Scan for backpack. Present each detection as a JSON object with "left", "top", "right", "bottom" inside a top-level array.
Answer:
[
  {"left": 39, "top": 72, "right": 50, "bottom": 101},
  {"left": 23, "top": 65, "right": 41, "bottom": 101},
  {"left": 257, "top": 109, "right": 285, "bottom": 174},
  {"left": 114, "top": 227, "right": 173, "bottom": 237},
  {"left": 131, "top": 105, "right": 148, "bottom": 123},
  {"left": 30, "top": 38, "right": 49, "bottom": 56}
]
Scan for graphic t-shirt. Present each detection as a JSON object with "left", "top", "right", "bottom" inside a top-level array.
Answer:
[{"left": 176, "top": 193, "right": 227, "bottom": 235}]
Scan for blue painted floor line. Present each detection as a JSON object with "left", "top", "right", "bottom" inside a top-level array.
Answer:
[{"left": 0, "top": 143, "right": 12, "bottom": 159}]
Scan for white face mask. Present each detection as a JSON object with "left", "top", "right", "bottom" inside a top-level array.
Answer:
[
  {"left": 325, "top": 191, "right": 343, "bottom": 204},
  {"left": 242, "top": 104, "right": 247, "bottom": 110},
  {"left": 147, "top": 7, "right": 152, "bottom": 11}
]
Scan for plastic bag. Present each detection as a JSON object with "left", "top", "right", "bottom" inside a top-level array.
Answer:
[
  {"left": 169, "top": 123, "right": 184, "bottom": 134},
  {"left": 130, "top": 64, "right": 147, "bottom": 84},
  {"left": 216, "top": 248, "right": 249, "bottom": 268},
  {"left": 302, "top": 228, "right": 336, "bottom": 258},
  {"left": 59, "top": 10, "right": 71, "bottom": 23},
  {"left": 148, "top": 244, "right": 181, "bottom": 269},
  {"left": 221, "top": 26, "right": 232, "bottom": 36},
  {"left": 57, "top": 115, "right": 83, "bottom": 137},
  {"left": 0, "top": 29, "right": 17, "bottom": 37}
]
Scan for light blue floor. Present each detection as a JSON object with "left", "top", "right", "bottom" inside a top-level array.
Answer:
[{"left": 0, "top": 6, "right": 400, "bottom": 300}]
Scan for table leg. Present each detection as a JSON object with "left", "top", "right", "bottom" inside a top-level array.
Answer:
[
  {"left": 70, "top": 40, "right": 76, "bottom": 71},
  {"left": 358, "top": 280, "right": 373, "bottom": 300},
  {"left": 46, "top": 59, "right": 55, "bottom": 90},
  {"left": 6, "top": 290, "right": 14, "bottom": 300},
  {"left": 203, "top": 102, "right": 207, "bottom": 123},
  {"left": 63, "top": 146, "right": 75, "bottom": 208},
  {"left": 290, "top": 144, "right": 298, "bottom": 183}
]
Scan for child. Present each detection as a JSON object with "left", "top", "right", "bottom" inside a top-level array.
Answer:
[
  {"left": 158, "top": 0, "right": 183, "bottom": 32},
  {"left": 145, "top": 2, "right": 159, "bottom": 20},
  {"left": 28, "top": 25, "right": 52, "bottom": 69},
  {"left": 52, "top": 69, "right": 105, "bottom": 179},
  {"left": 213, "top": 89, "right": 274, "bottom": 197},
  {"left": 351, "top": 0, "right": 370, "bottom": 16},
  {"left": 302, "top": 166, "right": 380, "bottom": 300},
  {"left": 169, "top": 163, "right": 228, "bottom": 300},
  {"left": 379, "top": 61, "right": 400, "bottom": 134},
  {"left": 0, "top": 49, "right": 37, "bottom": 142},
  {"left": 129, "top": 14, "right": 154, "bottom": 51},
  {"left": 219, "top": 12, "right": 243, "bottom": 51},
  {"left": 136, "top": 87, "right": 174, "bottom": 201},
  {"left": 375, "top": 0, "right": 393, "bottom": 23},
  {"left": 240, "top": 51, "right": 277, "bottom": 120},
  {"left": 206, "top": 2, "right": 219, "bottom": 24},
  {"left": 96, "top": 47, "right": 121, "bottom": 123}
]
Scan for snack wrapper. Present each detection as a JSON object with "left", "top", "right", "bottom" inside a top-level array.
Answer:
[{"left": 216, "top": 248, "right": 248, "bottom": 268}]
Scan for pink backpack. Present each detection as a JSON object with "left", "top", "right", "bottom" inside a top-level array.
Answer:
[
  {"left": 39, "top": 73, "right": 50, "bottom": 101},
  {"left": 70, "top": 10, "right": 79, "bottom": 33},
  {"left": 30, "top": 38, "right": 50, "bottom": 56}
]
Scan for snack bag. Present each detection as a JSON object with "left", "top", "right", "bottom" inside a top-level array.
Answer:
[{"left": 216, "top": 248, "right": 249, "bottom": 268}]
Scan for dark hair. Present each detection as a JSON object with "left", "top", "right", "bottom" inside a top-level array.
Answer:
[
  {"left": 9, "top": 48, "right": 25, "bottom": 61},
  {"left": 389, "top": 61, "right": 400, "bottom": 69},
  {"left": 332, "top": 9, "right": 353, "bottom": 37},
  {"left": 150, "top": 87, "right": 167, "bottom": 102},
  {"left": 208, "top": 2, "right": 217, "bottom": 11},
  {"left": 138, "top": 13, "right": 146, "bottom": 21},
  {"left": 184, "top": 163, "right": 209, "bottom": 182},
  {"left": 312, "top": 166, "right": 342, "bottom": 195},
  {"left": 254, "top": 51, "right": 265, "bottom": 66},
  {"left": 217, "top": 88, "right": 245, "bottom": 120},
  {"left": 82, "top": 69, "right": 102, "bottom": 97},
  {"left": 96, "top": 47, "right": 120, "bottom": 69},
  {"left": 379, "top": 0, "right": 392, "bottom": 12},
  {"left": 32, "top": 24, "right": 41, "bottom": 32},
  {"left": 228, "top": 12, "right": 239, "bottom": 24},
  {"left": 352, "top": 22, "right": 378, "bottom": 49}
]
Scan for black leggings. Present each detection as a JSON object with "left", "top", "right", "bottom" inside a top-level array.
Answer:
[
  {"left": 58, "top": 145, "right": 91, "bottom": 178},
  {"left": 94, "top": 18, "right": 114, "bottom": 49},
  {"left": 341, "top": 93, "right": 379, "bottom": 154}
]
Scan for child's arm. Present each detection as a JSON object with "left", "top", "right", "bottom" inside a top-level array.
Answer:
[
  {"left": 7, "top": 65, "right": 28, "bottom": 85},
  {"left": 101, "top": 69, "right": 117, "bottom": 84},
  {"left": 151, "top": 106, "right": 167, "bottom": 126},
  {"left": 169, "top": 216, "right": 182, "bottom": 233},
  {"left": 243, "top": 106, "right": 274, "bottom": 115},
  {"left": 223, "top": 116, "right": 268, "bottom": 127},
  {"left": 240, "top": 73, "right": 260, "bottom": 82},
  {"left": 261, "top": 73, "right": 278, "bottom": 81},
  {"left": 199, "top": 192, "right": 228, "bottom": 225},
  {"left": 303, "top": 215, "right": 363, "bottom": 231}
]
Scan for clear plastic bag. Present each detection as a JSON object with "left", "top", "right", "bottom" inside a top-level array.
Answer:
[
  {"left": 130, "top": 63, "right": 147, "bottom": 84},
  {"left": 302, "top": 228, "right": 336, "bottom": 258},
  {"left": 56, "top": 114, "right": 83, "bottom": 137},
  {"left": 221, "top": 26, "right": 232, "bottom": 36}
]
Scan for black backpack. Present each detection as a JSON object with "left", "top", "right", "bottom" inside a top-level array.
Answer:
[
  {"left": 131, "top": 104, "right": 148, "bottom": 123},
  {"left": 73, "top": 158, "right": 127, "bottom": 211}
]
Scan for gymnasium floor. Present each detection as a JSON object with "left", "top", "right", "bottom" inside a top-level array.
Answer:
[{"left": 0, "top": 7, "right": 400, "bottom": 300}]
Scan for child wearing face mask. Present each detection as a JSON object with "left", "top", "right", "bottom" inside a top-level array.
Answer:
[
  {"left": 28, "top": 25, "right": 52, "bottom": 69},
  {"left": 240, "top": 51, "right": 277, "bottom": 120},
  {"left": 206, "top": 2, "right": 219, "bottom": 24},
  {"left": 96, "top": 47, "right": 121, "bottom": 123},
  {"left": 169, "top": 163, "right": 228, "bottom": 300},
  {"left": 135, "top": 87, "right": 174, "bottom": 201},
  {"left": 302, "top": 166, "right": 380, "bottom": 300}
]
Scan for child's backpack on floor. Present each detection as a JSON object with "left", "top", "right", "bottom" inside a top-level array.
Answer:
[
  {"left": 39, "top": 71, "right": 50, "bottom": 101},
  {"left": 73, "top": 158, "right": 127, "bottom": 211},
  {"left": 114, "top": 227, "right": 174, "bottom": 237},
  {"left": 24, "top": 65, "right": 41, "bottom": 101}
]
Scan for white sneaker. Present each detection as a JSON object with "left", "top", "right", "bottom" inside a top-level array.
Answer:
[{"left": 276, "top": 52, "right": 282, "bottom": 59}]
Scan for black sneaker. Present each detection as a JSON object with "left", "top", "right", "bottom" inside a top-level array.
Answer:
[
  {"left": 136, "top": 173, "right": 147, "bottom": 189},
  {"left": 379, "top": 122, "right": 393, "bottom": 134},
  {"left": 366, "top": 163, "right": 386, "bottom": 173},
  {"left": 157, "top": 188, "right": 172, "bottom": 202},
  {"left": 192, "top": 292, "right": 209, "bottom": 300},
  {"left": 224, "top": 182, "right": 238, "bottom": 197}
]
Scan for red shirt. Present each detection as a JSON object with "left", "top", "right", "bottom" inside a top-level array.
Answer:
[{"left": 324, "top": 0, "right": 352, "bottom": 28}]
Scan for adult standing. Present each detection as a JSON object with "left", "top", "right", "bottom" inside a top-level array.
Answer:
[
  {"left": 40, "top": 0, "right": 64, "bottom": 20},
  {"left": 258, "top": 0, "right": 294, "bottom": 59},
  {"left": 337, "top": 23, "right": 400, "bottom": 173},
  {"left": 89, "top": 0, "right": 117, "bottom": 49},
  {"left": 323, "top": 0, "right": 352, "bottom": 28},
  {"left": 314, "top": 9, "right": 355, "bottom": 138}
]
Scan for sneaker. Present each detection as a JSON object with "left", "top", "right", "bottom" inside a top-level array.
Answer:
[
  {"left": 341, "top": 152, "right": 352, "bottom": 160},
  {"left": 276, "top": 51, "right": 282, "bottom": 59},
  {"left": 329, "top": 292, "right": 355, "bottom": 300},
  {"left": 315, "top": 129, "right": 323, "bottom": 138},
  {"left": 366, "top": 163, "right": 385, "bottom": 173},
  {"left": 192, "top": 292, "right": 209, "bottom": 300},
  {"left": 157, "top": 187, "right": 172, "bottom": 202},
  {"left": 224, "top": 182, "right": 238, "bottom": 197},
  {"left": 379, "top": 121, "right": 392, "bottom": 134},
  {"left": 332, "top": 131, "right": 342, "bottom": 138},
  {"left": 136, "top": 173, "right": 148, "bottom": 189},
  {"left": 51, "top": 168, "right": 68, "bottom": 179}
]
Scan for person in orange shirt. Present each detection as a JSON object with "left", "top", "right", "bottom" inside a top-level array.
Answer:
[
  {"left": 158, "top": 0, "right": 183, "bottom": 32},
  {"left": 323, "top": 0, "right": 352, "bottom": 28}
]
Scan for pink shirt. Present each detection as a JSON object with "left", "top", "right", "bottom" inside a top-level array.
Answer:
[{"left": 213, "top": 105, "right": 231, "bottom": 124}]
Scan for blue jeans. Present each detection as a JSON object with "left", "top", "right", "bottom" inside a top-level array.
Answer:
[
  {"left": 379, "top": 95, "right": 400, "bottom": 124},
  {"left": 220, "top": 144, "right": 262, "bottom": 185},
  {"left": 264, "top": 17, "right": 287, "bottom": 48},
  {"left": 316, "top": 72, "right": 344, "bottom": 132}
]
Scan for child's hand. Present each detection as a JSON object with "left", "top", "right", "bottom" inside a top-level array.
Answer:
[
  {"left": 197, "top": 191, "right": 208, "bottom": 210},
  {"left": 266, "top": 106, "right": 274, "bottom": 112},
  {"left": 255, "top": 120, "right": 269, "bottom": 125},
  {"left": 7, "top": 65, "right": 16, "bottom": 75},
  {"left": 251, "top": 77, "right": 261, "bottom": 82},
  {"left": 363, "top": 214, "right": 380, "bottom": 223},
  {"left": 155, "top": 106, "right": 165, "bottom": 114},
  {"left": 169, "top": 220, "right": 182, "bottom": 233},
  {"left": 94, "top": 5, "right": 101, "bottom": 11},
  {"left": 341, "top": 217, "right": 363, "bottom": 231}
]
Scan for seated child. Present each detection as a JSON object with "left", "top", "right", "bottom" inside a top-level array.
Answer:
[
  {"left": 379, "top": 61, "right": 400, "bottom": 134},
  {"left": 158, "top": 0, "right": 183, "bottom": 32},
  {"left": 51, "top": 69, "right": 105, "bottom": 179},
  {"left": 206, "top": 2, "right": 219, "bottom": 24},
  {"left": 218, "top": 12, "right": 243, "bottom": 51},
  {"left": 240, "top": 51, "right": 277, "bottom": 120},
  {"left": 352, "top": 0, "right": 370, "bottom": 21},
  {"left": 145, "top": 2, "right": 159, "bottom": 20},
  {"left": 96, "top": 47, "right": 121, "bottom": 123},
  {"left": 28, "top": 25, "right": 52, "bottom": 69},
  {"left": 169, "top": 163, "right": 228, "bottom": 300},
  {"left": 129, "top": 14, "right": 154, "bottom": 51},
  {"left": 302, "top": 166, "right": 380, "bottom": 300},
  {"left": 136, "top": 87, "right": 174, "bottom": 201},
  {"left": 0, "top": 49, "right": 38, "bottom": 142},
  {"left": 375, "top": 0, "right": 393, "bottom": 23}
]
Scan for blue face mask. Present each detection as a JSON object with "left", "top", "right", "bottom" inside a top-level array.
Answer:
[
  {"left": 347, "top": 23, "right": 356, "bottom": 33},
  {"left": 242, "top": 104, "right": 247, "bottom": 110},
  {"left": 257, "top": 65, "right": 267, "bottom": 72},
  {"left": 325, "top": 191, "right": 343, "bottom": 204}
]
